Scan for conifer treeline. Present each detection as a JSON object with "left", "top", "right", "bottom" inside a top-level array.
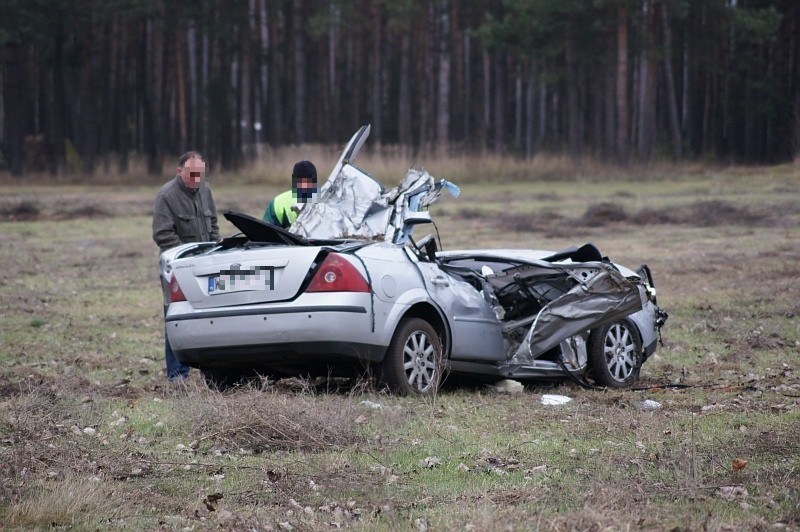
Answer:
[{"left": 1, "top": 0, "right": 798, "bottom": 175}]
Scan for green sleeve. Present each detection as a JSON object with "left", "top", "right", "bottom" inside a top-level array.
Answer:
[{"left": 263, "top": 199, "right": 280, "bottom": 225}]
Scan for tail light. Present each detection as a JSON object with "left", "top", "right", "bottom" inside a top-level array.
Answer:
[
  {"left": 307, "top": 253, "right": 370, "bottom": 293},
  {"left": 169, "top": 276, "right": 187, "bottom": 302}
]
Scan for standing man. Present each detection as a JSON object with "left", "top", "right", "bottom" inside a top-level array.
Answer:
[
  {"left": 262, "top": 160, "right": 317, "bottom": 228},
  {"left": 152, "top": 151, "right": 220, "bottom": 381}
]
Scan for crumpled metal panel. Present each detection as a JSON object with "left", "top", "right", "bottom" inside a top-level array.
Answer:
[
  {"left": 292, "top": 164, "right": 389, "bottom": 239},
  {"left": 511, "top": 266, "right": 645, "bottom": 364},
  {"left": 291, "top": 164, "right": 443, "bottom": 243}
]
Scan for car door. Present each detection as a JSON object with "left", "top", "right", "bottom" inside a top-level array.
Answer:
[{"left": 414, "top": 261, "right": 506, "bottom": 362}]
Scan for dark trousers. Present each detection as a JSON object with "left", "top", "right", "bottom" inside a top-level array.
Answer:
[{"left": 164, "top": 307, "right": 190, "bottom": 380}]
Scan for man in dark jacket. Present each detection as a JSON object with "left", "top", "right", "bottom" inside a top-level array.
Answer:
[{"left": 152, "top": 151, "right": 220, "bottom": 380}]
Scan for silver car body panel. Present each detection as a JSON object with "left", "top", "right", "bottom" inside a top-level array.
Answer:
[{"left": 414, "top": 259, "right": 506, "bottom": 362}]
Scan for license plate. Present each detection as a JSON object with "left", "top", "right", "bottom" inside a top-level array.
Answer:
[{"left": 208, "top": 266, "right": 275, "bottom": 294}]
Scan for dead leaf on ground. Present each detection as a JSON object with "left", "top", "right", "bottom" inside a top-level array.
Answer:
[{"left": 732, "top": 458, "right": 749, "bottom": 471}]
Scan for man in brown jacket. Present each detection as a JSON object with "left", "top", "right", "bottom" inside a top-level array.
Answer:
[{"left": 152, "top": 151, "right": 220, "bottom": 380}]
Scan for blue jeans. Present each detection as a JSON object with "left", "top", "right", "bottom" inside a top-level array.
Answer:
[{"left": 164, "top": 308, "right": 190, "bottom": 381}]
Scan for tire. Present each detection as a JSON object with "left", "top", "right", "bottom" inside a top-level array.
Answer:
[
  {"left": 379, "top": 318, "right": 443, "bottom": 395},
  {"left": 588, "top": 320, "right": 642, "bottom": 388}
]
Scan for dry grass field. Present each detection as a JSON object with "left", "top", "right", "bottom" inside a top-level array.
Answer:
[{"left": 0, "top": 156, "right": 798, "bottom": 530}]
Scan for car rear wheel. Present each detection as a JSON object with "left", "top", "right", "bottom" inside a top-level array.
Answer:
[
  {"left": 588, "top": 320, "right": 642, "bottom": 388},
  {"left": 379, "top": 318, "right": 443, "bottom": 395}
]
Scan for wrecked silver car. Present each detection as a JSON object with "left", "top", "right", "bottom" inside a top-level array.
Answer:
[{"left": 160, "top": 125, "right": 667, "bottom": 394}]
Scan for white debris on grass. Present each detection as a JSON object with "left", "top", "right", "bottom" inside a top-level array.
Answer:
[
  {"left": 486, "top": 379, "right": 524, "bottom": 394},
  {"left": 540, "top": 394, "right": 572, "bottom": 405},
  {"left": 640, "top": 399, "right": 663, "bottom": 411}
]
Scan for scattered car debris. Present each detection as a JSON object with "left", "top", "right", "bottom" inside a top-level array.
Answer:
[
  {"left": 640, "top": 399, "right": 663, "bottom": 411},
  {"left": 359, "top": 400, "right": 384, "bottom": 410},
  {"left": 540, "top": 394, "right": 573, "bottom": 405},
  {"left": 485, "top": 379, "right": 524, "bottom": 394}
]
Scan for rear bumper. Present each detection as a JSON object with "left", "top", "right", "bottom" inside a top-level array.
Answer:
[
  {"left": 166, "top": 299, "right": 387, "bottom": 369},
  {"left": 175, "top": 340, "right": 387, "bottom": 370}
]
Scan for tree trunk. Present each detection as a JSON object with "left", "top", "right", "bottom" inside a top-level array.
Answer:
[
  {"left": 234, "top": 35, "right": 244, "bottom": 168},
  {"left": 52, "top": 24, "right": 68, "bottom": 174},
  {"left": 435, "top": 0, "right": 451, "bottom": 152},
  {"left": 793, "top": 5, "right": 800, "bottom": 163},
  {"left": 140, "top": 21, "right": 159, "bottom": 175},
  {"left": 267, "top": 2, "right": 284, "bottom": 145},
  {"left": 84, "top": 23, "right": 99, "bottom": 174},
  {"left": 481, "top": 49, "right": 490, "bottom": 149},
  {"left": 176, "top": 23, "right": 188, "bottom": 150},
  {"left": 292, "top": 0, "right": 306, "bottom": 143},
  {"left": 493, "top": 50, "right": 506, "bottom": 154},
  {"left": 604, "top": 57, "right": 616, "bottom": 159},
  {"left": 398, "top": 32, "right": 412, "bottom": 146},
  {"left": 112, "top": 16, "right": 128, "bottom": 174},
  {"left": 525, "top": 64, "right": 535, "bottom": 158},
  {"left": 450, "top": 3, "right": 465, "bottom": 146},
  {"left": 565, "top": 19, "right": 580, "bottom": 158},
  {"left": 514, "top": 65, "right": 522, "bottom": 152},
  {"left": 660, "top": 1, "right": 682, "bottom": 158},
  {"left": 635, "top": 0, "right": 655, "bottom": 160},
  {"left": 615, "top": 2, "right": 629, "bottom": 163},
  {"left": 682, "top": 24, "right": 690, "bottom": 147},
  {"left": 462, "top": 34, "right": 472, "bottom": 145},
  {"left": 2, "top": 42, "right": 28, "bottom": 176},
  {"left": 419, "top": 5, "right": 434, "bottom": 150},
  {"left": 370, "top": 2, "right": 383, "bottom": 141},
  {"left": 538, "top": 74, "right": 547, "bottom": 145},
  {"left": 326, "top": 1, "right": 339, "bottom": 141}
]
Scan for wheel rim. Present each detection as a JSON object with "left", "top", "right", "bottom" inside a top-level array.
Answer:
[
  {"left": 602, "top": 322, "right": 637, "bottom": 383},
  {"left": 402, "top": 330, "right": 438, "bottom": 393}
]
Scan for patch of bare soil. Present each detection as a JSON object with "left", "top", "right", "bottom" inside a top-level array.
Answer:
[
  {"left": 0, "top": 193, "right": 155, "bottom": 222},
  {"left": 580, "top": 202, "right": 629, "bottom": 225},
  {"left": 0, "top": 200, "right": 40, "bottom": 221},
  {"left": 484, "top": 199, "right": 799, "bottom": 235},
  {"left": 656, "top": 199, "right": 799, "bottom": 227},
  {"left": 0, "top": 199, "right": 112, "bottom": 221},
  {"left": 54, "top": 204, "right": 112, "bottom": 220},
  {"left": 497, "top": 211, "right": 565, "bottom": 232},
  {"left": 634, "top": 200, "right": 762, "bottom": 227}
]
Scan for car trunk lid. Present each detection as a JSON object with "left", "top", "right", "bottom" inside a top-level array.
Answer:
[{"left": 170, "top": 246, "right": 323, "bottom": 308}]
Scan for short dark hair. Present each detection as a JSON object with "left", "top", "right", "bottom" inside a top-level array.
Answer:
[
  {"left": 292, "top": 160, "right": 317, "bottom": 181},
  {"left": 178, "top": 151, "right": 204, "bottom": 167}
]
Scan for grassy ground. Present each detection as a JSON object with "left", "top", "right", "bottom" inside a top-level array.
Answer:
[{"left": 0, "top": 160, "right": 798, "bottom": 530}]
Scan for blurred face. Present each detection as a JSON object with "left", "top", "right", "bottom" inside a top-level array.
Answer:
[
  {"left": 293, "top": 176, "right": 317, "bottom": 202},
  {"left": 178, "top": 157, "right": 205, "bottom": 189}
]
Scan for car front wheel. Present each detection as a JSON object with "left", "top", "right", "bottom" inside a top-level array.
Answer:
[
  {"left": 588, "top": 320, "right": 642, "bottom": 388},
  {"left": 379, "top": 318, "right": 443, "bottom": 395}
]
